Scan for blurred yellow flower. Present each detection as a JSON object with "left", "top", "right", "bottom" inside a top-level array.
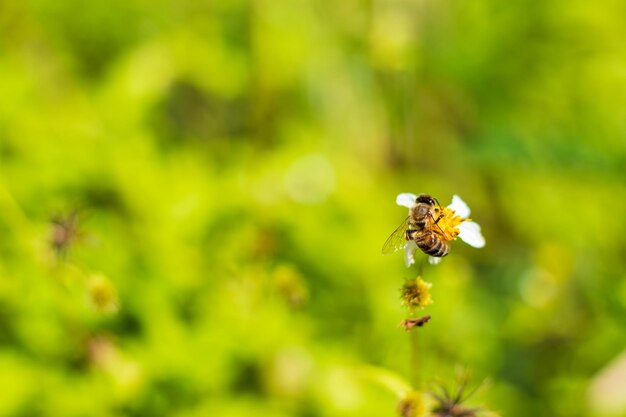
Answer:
[
  {"left": 87, "top": 274, "right": 119, "bottom": 314},
  {"left": 401, "top": 277, "right": 433, "bottom": 310},
  {"left": 397, "top": 390, "right": 426, "bottom": 417}
]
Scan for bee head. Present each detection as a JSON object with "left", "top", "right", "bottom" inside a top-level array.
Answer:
[{"left": 416, "top": 194, "right": 438, "bottom": 206}]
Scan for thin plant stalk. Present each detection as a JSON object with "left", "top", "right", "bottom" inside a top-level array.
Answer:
[{"left": 409, "top": 259, "right": 427, "bottom": 388}]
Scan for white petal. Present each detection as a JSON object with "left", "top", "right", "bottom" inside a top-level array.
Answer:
[
  {"left": 447, "top": 195, "right": 471, "bottom": 219},
  {"left": 404, "top": 240, "right": 418, "bottom": 267},
  {"left": 429, "top": 256, "right": 443, "bottom": 265},
  {"left": 396, "top": 193, "right": 417, "bottom": 208},
  {"left": 457, "top": 221, "right": 485, "bottom": 248}
]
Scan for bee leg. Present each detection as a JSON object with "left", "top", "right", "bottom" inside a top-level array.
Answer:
[{"left": 405, "top": 229, "right": 417, "bottom": 240}]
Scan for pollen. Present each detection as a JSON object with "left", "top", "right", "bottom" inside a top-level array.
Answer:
[
  {"left": 436, "top": 206, "right": 466, "bottom": 241},
  {"left": 401, "top": 277, "right": 433, "bottom": 310}
]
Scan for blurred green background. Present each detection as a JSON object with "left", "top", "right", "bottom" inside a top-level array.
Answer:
[{"left": 1, "top": 0, "right": 626, "bottom": 416}]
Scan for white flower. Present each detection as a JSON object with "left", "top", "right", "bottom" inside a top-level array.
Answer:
[
  {"left": 404, "top": 240, "right": 418, "bottom": 267},
  {"left": 446, "top": 195, "right": 485, "bottom": 248},
  {"left": 396, "top": 193, "right": 485, "bottom": 266}
]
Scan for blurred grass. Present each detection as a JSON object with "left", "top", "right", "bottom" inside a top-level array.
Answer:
[{"left": 1, "top": 0, "right": 626, "bottom": 416}]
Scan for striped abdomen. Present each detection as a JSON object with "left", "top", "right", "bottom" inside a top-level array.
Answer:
[{"left": 412, "top": 230, "right": 449, "bottom": 257}]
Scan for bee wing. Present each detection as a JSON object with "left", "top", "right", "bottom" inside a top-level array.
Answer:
[{"left": 382, "top": 216, "right": 411, "bottom": 255}]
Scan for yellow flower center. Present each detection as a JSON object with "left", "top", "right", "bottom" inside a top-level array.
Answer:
[{"left": 434, "top": 206, "right": 467, "bottom": 241}]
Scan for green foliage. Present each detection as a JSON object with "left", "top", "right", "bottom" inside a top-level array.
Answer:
[{"left": 0, "top": 0, "right": 625, "bottom": 416}]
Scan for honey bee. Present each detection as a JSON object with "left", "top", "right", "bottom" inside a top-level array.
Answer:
[{"left": 382, "top": 194, "right": 449, "bottom": 258}]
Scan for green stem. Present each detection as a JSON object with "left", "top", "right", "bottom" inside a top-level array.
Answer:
[
  {"left": 410, "top": 321, "right": 421, "bottom": 388},
  {"left": 417, "top": 258, "right": 425, "bottom": 277},
  {"left": 409, "top": 258, "right": 427, "bottom": 389}
]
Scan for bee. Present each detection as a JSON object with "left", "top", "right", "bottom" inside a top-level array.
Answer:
[{"left": 382, "top": 194, "right": 449, "bottom": 258}]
